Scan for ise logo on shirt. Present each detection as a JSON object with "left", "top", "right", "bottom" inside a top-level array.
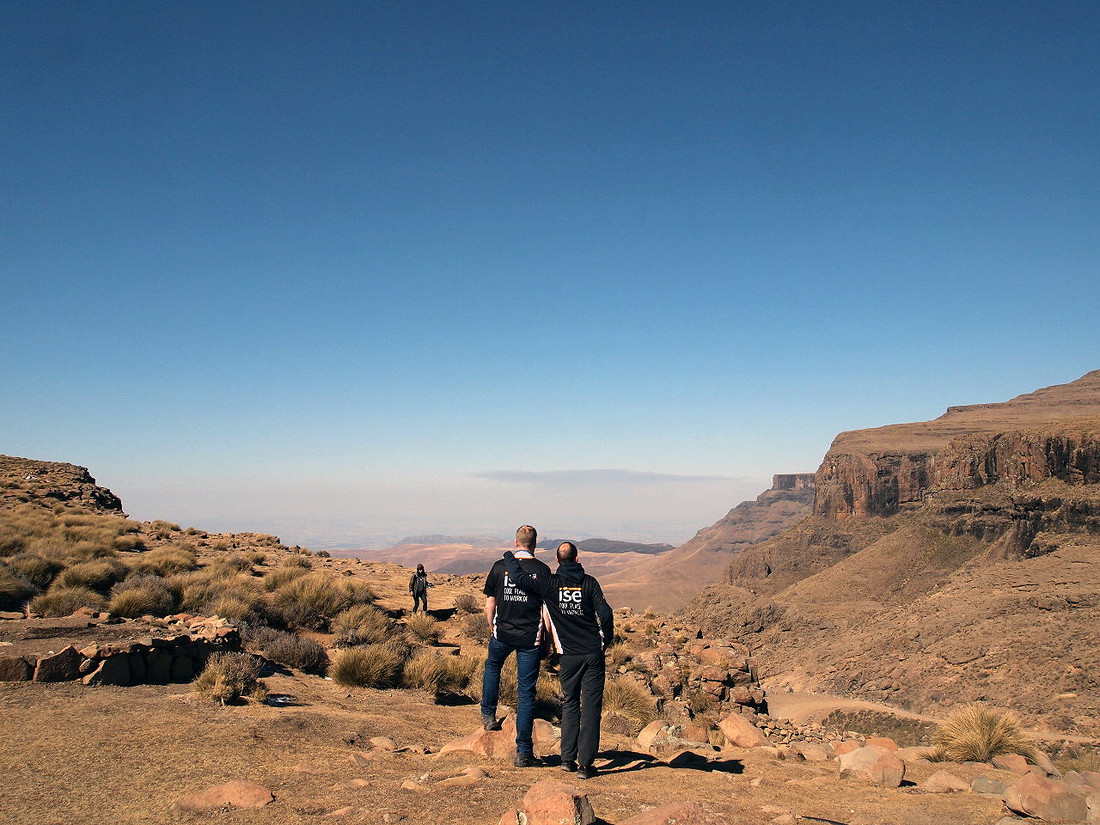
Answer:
[{"left": 557, "top": 586, "right": 583, "bottom": 614}]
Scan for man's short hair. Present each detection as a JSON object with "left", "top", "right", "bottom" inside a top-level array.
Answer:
[
  {"left": 515, "top": 525, "right": 537, "bottom": 550},
  {"left": 556, "top": 542, "right": 578, "bottom": 563}
]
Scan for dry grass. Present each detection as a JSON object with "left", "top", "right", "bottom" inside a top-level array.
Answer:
[
  {"left": 271, "top": 572, "right": 374, "bottom": 630},
  {"left": 124, "top": 544, "right": 198, "bottom": 577},
  {"left": 0, "top": 563, "right": 38, "bottom": 610},
  {"left": 54, "top": 558, "right": 128, "bottom": 594},
  {"left": 192, "top": 651, "right": 267, "bottom": 704},
  {"left": 331, "top": 603, "right": 395, "bottom": 646},
  {"left": 243, "top": 625, "right": 329, "bottom": 675},
  {"left": 29, "top": 585, "right": 106, "bottom": 617},
  {"left": 107, "top": 575, "right": 178, "bottom": 618},
  {"left": 5, "top": 553, "right": 63, "bottom": 589},
  {"left": 454, "top": 593, "right": 480, "bottom": 613},
  {"left": 930, "top": 704, "right": 1039, "bottom": 763},
  {"left": 405, "top": 612, "right": 440, "bottom": 645},
  {"left": 462, "top": 612, "right": 490, "bottom": 642},
  {"left": 262, "top": 564, "right": 310, "bottom": 592},
  {"left": 331, "top": 641, "right": 409, "bottom": 688},
  {"left": 402, "top": 651, "right": 479, "bottom": 697},
  {"left": 603, "top": 675, "right": 657, "bottom": 726}
]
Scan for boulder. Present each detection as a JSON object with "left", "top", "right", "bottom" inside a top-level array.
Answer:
[
  {"left": 0, "top": 655, "right": 31, "bottom": 681},
  {"left": 837, "top": 744, "right": 905, "bottom": 788},
  {"left": 637, "top": 721, "right": 670, "bottom": 751},
  {"left": 438, "top": 716, "right": 557, "bottom": 761},
  {"left": 506, "top": 780, "right": 594, "bottom": 825},
  {"left": 1003, "top": 775, "right": 1088, "bottom": 822},
  {"left": 33, "top": 646, "right": 81, "bottom": 682},
  {"left": 793, "top": 743, "right": 832, "bottom": 762},
  {"left": 923, "top": 770, "right": 970, "bottom": 793},
  {"left": 718, "top": 712, "right": 769, "bottom": 749},
  {"left": 993, "top": 753, "right": 1030, "bottom": 775},
  {"left": 866, "top": 736, "right": 898, "bottom": 752},
  {"left": 619, "top": 801, "right": 733, "bottom": 825},
  {"left": 82, "top": 653, "right": 131, "bottom": 686},
  {"left": 171, "top": 781, "right": 274, "bottom": 812},
  {"left": 972, "top": 775, "right": 1011, "bottom": 796}
]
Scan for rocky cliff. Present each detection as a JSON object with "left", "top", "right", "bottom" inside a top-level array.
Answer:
[
  {"left": 0, "top": 455, "right": 124, "bottom": 514},
  {"left": 685, "top": 371, "right": 1100, "bottom": 735}
]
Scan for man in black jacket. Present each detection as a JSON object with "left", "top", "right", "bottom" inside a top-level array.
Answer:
[{"left": 503, "top": 541, "right": 613, "bottom": 779}]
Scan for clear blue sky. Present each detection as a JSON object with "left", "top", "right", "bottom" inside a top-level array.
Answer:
[{"left": 3, "top": 2, "right": 1097, "bottom": 547}]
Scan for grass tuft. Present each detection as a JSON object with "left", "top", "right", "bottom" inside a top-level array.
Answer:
[
  {"left": 405, "top": 612, "right": 440, "bottom": 645},
  {"left": 0, "top": 563, "right": 39, "bottom": 611},
  {"left": 108, "top": 574, "right": 178, "bottom": 618},
  {"left": 930, "top": 703, "right": 1039, "bottom": 763},
  {"left": 29, "top": 585, "right": 106, "bottom": 617},
  {"left": 331, "top": 640, "right": 408, "bottom": 688},
  {"left": 331, "top": 604, "right": 395, "bottom": 646},
  {"left": 603, "top": 675, "right": 657, "bottom": 726},
  {"left": 193, "top": 652, "right": 266, "bottom": 704}
]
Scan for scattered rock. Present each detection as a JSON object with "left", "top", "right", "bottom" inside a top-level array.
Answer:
[
  {"left": 837, "top": 744, "right": 905, "bottom": 788},
  {"left": 505, "top": 780, "right": 595, "bottom": 825},
  {"left": 718, "top": 712, "right": 769, "bottom": 749},
  {"left": 32, "top": 646, "right": 81, "bottom": 682},
  {"left": 993, "top": 753, "right": 1030, "bottom": 775},
  {"left": 0, "top": 655, "right": 31, "bottom": 681},
  {"left": 971, "top": 775, "right": 1011, "bottom": 796},
  {"left": 1003, "top": 774, "right": 1088, "bottom": 822},
  {"left": 171, "top": 781, "right": 274, "bottom": 812},
  {"left": 923, "top": 770, "right": 970, "bottom": 793},
  {"left": 619, "top": 801, "right": 733, "bottom": 825}
]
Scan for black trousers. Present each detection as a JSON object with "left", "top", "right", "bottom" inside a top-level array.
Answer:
[
  {"left": 558, "top": 652, "right": 605, "bottom": 767},
  {"left": 412, "top": 592, "right": 428, "bottom": 613}
]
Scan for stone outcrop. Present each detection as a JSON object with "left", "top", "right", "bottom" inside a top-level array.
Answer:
[
  {"left": 1003, "top": 773, "right": 1090, "bottom": 822},
  {"left": 0, "top": 613, "right": 241, "bottom": 685},
  {"left": 0, "top": 455, "right": 124, "bottom": 513}
]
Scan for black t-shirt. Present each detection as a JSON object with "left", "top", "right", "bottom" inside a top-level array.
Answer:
[{"left": 483, "top": 553, "right": 552, "bottom": 648}]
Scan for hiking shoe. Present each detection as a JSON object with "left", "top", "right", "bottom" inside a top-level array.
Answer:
[
  {"left": 577, "top": 764, "right": 597, "bottom": 780},
  {"left": 514, "top": 752, "right": 541, "bottom": 768},
  {"left": 482, "top": 714, "right": 500, "bottom": 731},
  {"left": 560, "top": 759, "right": 577, "bottom": 773}
]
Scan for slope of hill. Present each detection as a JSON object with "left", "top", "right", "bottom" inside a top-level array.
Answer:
[
  {"left": 685, "top": 370, "right": 1100, "bottom": 736},
  {"left": 599, "top": 475, "right": 816, "bottom": 613}
]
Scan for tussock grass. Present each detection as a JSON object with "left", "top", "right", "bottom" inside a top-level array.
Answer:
[
  {"left": 125, "top": 544, "right": 198, "bottom": 577},
  {"left": 331, "top": 604, "right": 395, "bottom": 646},
  {"left": 263, "top": 565, "right": 309, "bottom": 592},
  {"left": 606, "top": 642, "right": 631, "bottom": 670},
  {"left": 271, "top": 572, "right": 373, "bottom": 630},
  {"left": 454, "top": 594, "right": 479, "bottom": 614},
  {"left": 5, "top": 554, "right": 62, "bottom": 589},
  {"left": 462, "top": 612, "right": 490, "bottom": 642},
  {"left": 331, "top": 640, "right": 409, "bottom": 688},
  {"left": 0, "top": 563, "right": 39, "bottom": 611},
  {"left": 405, "top": 612, "right": 439, "bottom": 645},
  {"left": 29, "top": 585, "right": 106, "bottom": 617},
  {"left": 169, "top": 568, "right": 266, "bottom": 619},
  {"left": 243, "top": 624, "right": 329, "bottom": 675},
  {"left": 930, "top": 704, "right": 1039, "bottom": 763},
  {"left": 402, "top": 651, "right": 478, "bottom": 696},
  {"left": 193, "top": 652, "right": 267, "bottom": 704},
  {"left": 54, "top": 558, "right": 128, "bottom": 594},
  {"left": 603, "top": 675, "right": 656, "bottom": 726},
  {"left": 108, "top": 575, "right": 178, "bottom": 618}
]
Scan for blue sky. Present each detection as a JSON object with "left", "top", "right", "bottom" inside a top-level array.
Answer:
[{"left": 3, "top": 2, "right": 1097, "bottom": 547}]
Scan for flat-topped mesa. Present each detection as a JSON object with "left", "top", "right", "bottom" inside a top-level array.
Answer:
[
  {"left": 812, "top": 370, "right": 1100, "bottom": 520},
  {"left": 771, "top": 473, "right": 815, "bottom": 491}
]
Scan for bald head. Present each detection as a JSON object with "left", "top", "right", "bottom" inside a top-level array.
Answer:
[{"left": 556, "top": 542, "right": 578, "bottom": 564}]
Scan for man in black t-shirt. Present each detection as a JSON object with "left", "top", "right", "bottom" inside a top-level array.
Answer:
[
  {"left": 481, "top": 524, "right": 552, "bottom": 767},
  {"left": 503, "top": 541, "right": 613, "bottom": 779}
]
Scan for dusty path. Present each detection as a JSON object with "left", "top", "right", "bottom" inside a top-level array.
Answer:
[{"left": 764, "top": 690, "right": 940, "bottom": 725}]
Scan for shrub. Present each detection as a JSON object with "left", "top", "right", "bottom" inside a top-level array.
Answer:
[
  {"left": 29, "top": 585, "right": 106, "bottom": 617},
  {"left": 169, "top": 567, "right": 265, "bottom": 618},
  {"left": 0, "top": 564, "right": 39, "bottom": 610},
  {"left": 54, "top": 558, "right": 128, "bottom": 594},
  {"left": 405, "top": 612, "right": 439, "bottom": 645},
  {"left": 243, "top": 624, "right": 329, "bottom": 675},
  {"left": 931, "top": 704, "right": 1038, "bottom": 763},
  {"left": 606, "top": 642, "right": 631, "bottom": 670},
  {"left": 271, "top": 572, "right": 372, "bottom": 630},
  {"left": 462, "top": 612, "right": 490, "bottom": 642},
  {"left": 688, "top": 688, "right": 717, "bottom": 715},
  {"left": 331, "top": 604, "right": 395, "bottom": 646},
  {"left": 402, "top": 651, "right": 473, "bottom": 696},
  {"left": 193, "top": 652, "right": 266, "bottom": 704},
  {"left": 108, "top": 574, "right": 178, "bottom": 618},
  {"left": 6, "top": 554, "right": 62, "bottom": 589},
  {"left": 454, "top": 593, "right": 479, "bottom": 614},
  {"left": 282, "top": 555, "right": 312, "bottom": 569},
  {"left": 603, "top": 675, "right": 656, "bottom": 725},
  {"left": 331, "top": 640, "right": 408, "bottom": 688}
]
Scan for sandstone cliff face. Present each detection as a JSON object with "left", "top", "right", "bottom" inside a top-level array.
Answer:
[{"left": 814, "top": 371, "right": 1100, "bottom": 521}]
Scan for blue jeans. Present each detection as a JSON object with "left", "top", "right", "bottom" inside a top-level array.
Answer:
[{"left": 481, "top": 636, "right": 541, "bottom": 756}]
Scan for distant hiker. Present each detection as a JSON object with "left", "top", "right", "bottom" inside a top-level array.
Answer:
[
  {"left": 482, "top": 525, "right": 552, "bottom": 767},
  {"left": 503, "top": 541, "right": 613, "bottom": 780},
  {"left": 409, "top": 564, "right": 433, "bottom": 613}
]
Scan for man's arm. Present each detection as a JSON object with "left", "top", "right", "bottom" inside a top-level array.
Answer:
[
  {"left": 591, "top": 579, "right": 614, "bottom": 649},
  {"left": 502, "top": 551, "right": 551, "bottom": 598},
  {"left": 484, "top": 595, "right": 496, "bottom": 627}
]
